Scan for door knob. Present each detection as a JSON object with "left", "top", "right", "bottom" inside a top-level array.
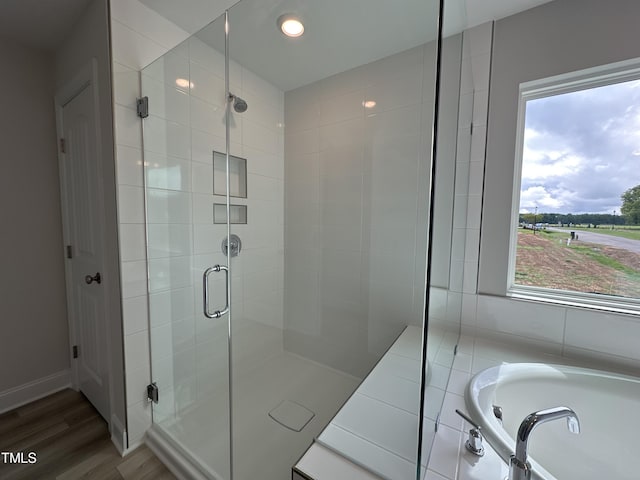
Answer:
[{"left": 85, "top": 272, "right": 101, "bottom": 284}]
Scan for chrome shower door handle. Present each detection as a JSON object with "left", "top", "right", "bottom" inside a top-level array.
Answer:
[{"left": 203, "top": 265, "right": 229, "bottom": 319}]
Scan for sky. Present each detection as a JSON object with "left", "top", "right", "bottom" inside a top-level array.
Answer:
[{"left": 520, "top": 77, "right": 640, "bottom": 214}]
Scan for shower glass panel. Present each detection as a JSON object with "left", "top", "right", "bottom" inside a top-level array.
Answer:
[
  {"left": 226, "top": 1, "right": 441, "bottom": 479},
  {"left": 142, "top": 13, "right": 232, "bottom": 479},
  {"left": 141, "top": 0, "right": 450, "bottom": 478}
]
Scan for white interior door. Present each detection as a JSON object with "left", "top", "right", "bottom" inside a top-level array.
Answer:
[{"left": 59, "top": 80, "right": 110, "bottom": 421}]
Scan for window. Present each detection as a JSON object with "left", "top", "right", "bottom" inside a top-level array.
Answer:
[{"left": 510, "top": 61, "right": 640, "bottom": 307}]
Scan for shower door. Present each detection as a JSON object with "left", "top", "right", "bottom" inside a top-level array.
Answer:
[{"left": 142, "top": 13, "right": 233, "bottom": 479}]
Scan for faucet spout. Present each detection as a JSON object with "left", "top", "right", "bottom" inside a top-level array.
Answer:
[{"left": 510, "top": 406, "right": 580, "bottom": 480}]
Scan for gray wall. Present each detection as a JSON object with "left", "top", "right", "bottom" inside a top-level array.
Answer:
[
  {"left": 0, "top": 36, "right": 69, "bottom": 393},
  {"left": 479, "top": 0, "right": 640, "bottom": 294}
]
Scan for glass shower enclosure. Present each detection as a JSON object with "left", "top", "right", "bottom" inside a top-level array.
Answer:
[{"left": 140, "top": 1, "right": 453, "bottom": 478}]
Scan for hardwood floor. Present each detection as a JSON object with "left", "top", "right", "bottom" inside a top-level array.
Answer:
[{"left": 0, "top": 389, "right": 175, "bottom": 480}]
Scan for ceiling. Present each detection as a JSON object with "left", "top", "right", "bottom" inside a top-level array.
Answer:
[
  {"left": 0, "top": 0, "right": 92, "bottom": 51},
  {"left": 200, "top": 0, "right": 441, "bottom": 91},
  {"left": 0, "top": 0, "right": 554, "bottom": 82},
  {"left": 142, "top": 0, "right": 555, "bottom": 92}
]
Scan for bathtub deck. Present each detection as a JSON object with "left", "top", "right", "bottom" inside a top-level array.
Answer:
[
  {"left": 297, "top": 329, "right": 638, "bottom": 480},
  {"left": 297, "top": 324, "right": 461, "bottom": 480}
]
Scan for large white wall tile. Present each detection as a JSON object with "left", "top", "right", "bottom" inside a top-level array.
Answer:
[
  {"left": 110, "top": 0, "right": 189, "bottom": 51},
  {"left": 110, "top": 20, "right": 169, "bottom": 71},
  {"left": 188, "top": 37, "right": 224, "bottom": 75},
  {"left": 114, "top": 104, "right": 142, "bottom": 149},
  {"left": 189, "top": 61, "right": 225, "bottom": 104},
  {"left": 148, "top": 256, "right": 192, "bottom": 292},
  {"left": 145, "top": 151, "right": 191, "bottom": 192},
  {"left": 191, "top": 129, "right": 225, "bottom": 164},
  {"left": 143, "top": 49, "right": 190, "bottom": 90},
  {"left": 242, "top": 67, "right": 283, "bottom": 110},
  {"left": 117, "top": 185, "right": 145, "bottom": 224},
  {"left": 121, "top": 260, "right": 148, "bottom": 299},
  {"left": 147, "top": 224, "right": 192, "bottom": 258},
  {"left": 127, "top": 401, "right": 151, "bottom": 447},
  {"left": 144, "top": 116, "right": 191, "bottom": 159},
  {"left": 122, "top": 295, "right": 149, "bottom": 336},
  {"left": 119, "top": 223, "right": 146, "bottom": 262},
  {"left": 476, "top": 295, "right": 565, "bottom": 343},
  {"left": 149, "top": 287, "right": 194, "bottom": 328},
  {"left": 125, "top": 364, "right": 150, "bottom": 406},
  {"left": 285, "top": 87, "right": 320, "bottom": 133},
  {"left": 116, "top": 145, "right": 144, "bottom": 187},
  {"left": 146, "top": 189, "right": 191, "bottom": 224},
  {"left": 113, "top": 62, "right": 140, "bottom": 108},
  {"left": 124, "top": 330, "right": 150, "bottom": 373},
  {"left": 140, "top": 78, "right": 190, "bottom": 126},
  {"left": 565, "top": 309, "right": 640, "bottom": 361},
  {"left": 319, "top": 89, "right": 364, "bottom": 125}
]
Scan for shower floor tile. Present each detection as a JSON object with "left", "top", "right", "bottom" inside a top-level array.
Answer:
[{"left": 160, "top": 320, "right": 360, "bottom": 480}]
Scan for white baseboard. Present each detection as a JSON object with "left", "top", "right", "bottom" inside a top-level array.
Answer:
[
  {"left": 124, "top": 438, "right": 143, "bottom": 455},
  {"left": 0, "top": 370, "right": 72, "bottom": 414},
  {"left": 145, "top": 426, "right": 220, "bottom": 480},
  {"left": 110, "top": 414, "right": 128, "bottom": 455}
]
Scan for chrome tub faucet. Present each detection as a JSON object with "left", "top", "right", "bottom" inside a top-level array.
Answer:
[{"left": 509, "top": 406, "right": 580, "bottom": 480}]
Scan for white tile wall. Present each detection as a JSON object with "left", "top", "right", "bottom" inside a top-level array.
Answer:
[
  {"left": 110, "top": 0, "right": 257, "bottom": 449},
  {"left": 283, "top": 44, "right": 432, "bottom": 378}
]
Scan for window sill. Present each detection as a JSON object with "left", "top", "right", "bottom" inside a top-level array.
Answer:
[{"left": 508, "top": 286, "right": 640, "bottom": 317}]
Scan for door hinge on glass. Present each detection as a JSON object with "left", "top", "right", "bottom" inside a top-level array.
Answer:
[
  {"left": 147, "top": 382, "right": 159, "bottom": 404},
  {"left": 66, "top": 245, "right": 73, "bottom": 259},
  {"left": 59, "top": 138, "right": 66, "bottom": 153},
  {"left": 137, "top": 96, "right": 149, "bottom": 118},
  {"left": 72, "top": 345, "right": 79, "bottom": 359}
]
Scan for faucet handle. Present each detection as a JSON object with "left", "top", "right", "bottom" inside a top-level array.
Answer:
[
  {"left": 455, "top": 409, "right": 485, "bottom": 457},
  {"left": 493, "top": 405, "right": 503, "bottom": 424},
  {"left": 455, "top": 409, "right": 481, "bottom": 429}
]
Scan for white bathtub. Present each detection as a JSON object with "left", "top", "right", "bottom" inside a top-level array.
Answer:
[{"left": 465, "top": 363, "right": 640, "bottom": 480}]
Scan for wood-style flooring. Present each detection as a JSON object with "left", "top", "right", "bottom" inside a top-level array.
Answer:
[{"left": 0, "top": 389, "right": 175, "bottom": 480}]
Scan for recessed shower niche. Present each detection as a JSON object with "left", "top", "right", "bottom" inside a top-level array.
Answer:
[
  {"left": 213, "top": 203, "right": 247, "bottom": 224},
  {"left": 213, "top": 150, "right": 247, "bottom": 198}
]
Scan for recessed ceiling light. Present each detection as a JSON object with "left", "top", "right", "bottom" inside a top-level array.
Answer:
[
  {"left": 363, "top": 100, "right": 377, "bottom": 109},
  {"left": 278, "top": 14, "right": 304, "bottom": 38}
]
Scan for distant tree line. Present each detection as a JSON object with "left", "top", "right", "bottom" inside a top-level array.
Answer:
[
  {"left": 519, "top": 212, "right": 627, "bottom": 227},
  {"left": 519, "top": 185, "right": 640, "bottom": 227}
]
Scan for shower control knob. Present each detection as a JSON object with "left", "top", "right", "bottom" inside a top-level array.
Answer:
[{"left": 85, "top": 272, "right": 102, "bottom": 284}]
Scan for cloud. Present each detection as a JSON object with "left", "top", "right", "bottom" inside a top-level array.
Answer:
[
  {"left": 520, "top": 78, "right": 640, "bottom": 214},
  {"left": 520, "top": 186, "right": 563, "bottom": 211}
]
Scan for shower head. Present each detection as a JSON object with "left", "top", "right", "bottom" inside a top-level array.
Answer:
[{"left": 229, "top": 93, "right": 248, "bottom": 113}]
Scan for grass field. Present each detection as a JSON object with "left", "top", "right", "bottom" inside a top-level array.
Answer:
[{"left": 515, "top": 229, "right": 640, "bottom": 297}]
